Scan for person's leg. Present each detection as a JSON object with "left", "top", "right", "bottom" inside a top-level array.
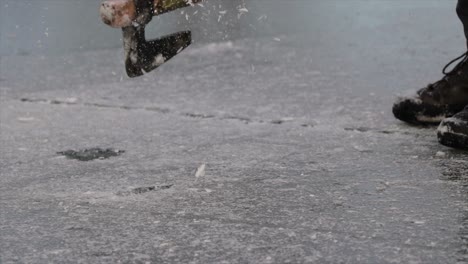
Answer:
[{"left": 457, "top": 0, "right": 468, "bottom": 47}]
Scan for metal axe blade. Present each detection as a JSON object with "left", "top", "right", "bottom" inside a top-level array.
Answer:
[
  {"left": 100, "top": 0, "right": 200, "bottom": 77},
  {"left": 123, "top": 26, "right": 191, "bottom": 78}
]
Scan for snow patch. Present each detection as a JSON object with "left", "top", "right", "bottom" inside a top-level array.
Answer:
[
  {"left": 438, "top": 119, "right": 468, "bottom": 136},
  {"left": 416, "top": 114, "right": 445, "bottom": 123},
  {"left": 437, "top": 123, "right": 451, "bottom": 135}
]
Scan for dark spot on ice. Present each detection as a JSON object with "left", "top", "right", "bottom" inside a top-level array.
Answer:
[
  {"left": 21, "top": 98, "right": 45, "bottom": 103},
  {"left": 20, "top": 98, "right": 77, "bottom": 105},
  {"left": 184, "top": 113, "right": 216, "bottom": 119},
  {"left": 223, "top": 115, "right": 252, "bottom": 123},
  {"left": 57, "top": 148, "right": 124, "bottom": 161},
  {"left": 144, "top": 106, "right": 170, "bottom": 114},
  {"left": 271, "top": 118, "right": 295, "bottom": 125},
  {"left": 378, "top": 130, "right": 396, "bottom": 134},
  {"left": 117, "top": 184, "right": 173, "bottom": 196},
  {"left": 271, "top": 120, "right": 284, "bottom": 124},
  {"left": 344, "top": 127, "right": 372, "bottom": 132},
  {"left": 131, "top": 186, "right": 157, "bottom": 194}
]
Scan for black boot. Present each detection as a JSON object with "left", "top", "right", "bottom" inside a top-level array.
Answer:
[
  {"left": 393, "top": 52, "right": 468, "bottom": 125},
  {"left": 437, "top": 105, "right": 468, "bottom": 150}
]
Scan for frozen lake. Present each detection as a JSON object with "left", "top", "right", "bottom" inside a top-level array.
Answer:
[{"left": 1, "top": 1, "right": 468, "bottom": 263}]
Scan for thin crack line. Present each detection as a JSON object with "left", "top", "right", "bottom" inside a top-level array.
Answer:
[{"left": 19, "top": 97, "right": 312, "bottom": 127}]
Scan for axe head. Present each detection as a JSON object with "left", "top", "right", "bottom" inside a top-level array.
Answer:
[
  {"left": 123, "top": 26, "right": 191, "bottom": 78},
  {"left": 100, "top": 0, "right": 196, "bottom": 77}
]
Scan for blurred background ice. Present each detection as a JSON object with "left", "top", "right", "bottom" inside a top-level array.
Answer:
[
  {"left": 0, "top": 0, "right": 257, "bottom": 55},
  {"left": 1, "top": 0, "right": 454, "bottom": 56}
]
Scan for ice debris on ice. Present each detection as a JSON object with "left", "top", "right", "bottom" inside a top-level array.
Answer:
[{"left": 195, "top": 163, "right": 206, "bottom": 177}]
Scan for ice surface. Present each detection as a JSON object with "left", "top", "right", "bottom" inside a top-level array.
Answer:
[{"left": 1, "top": 1, "right": 468, "bottom": 263}]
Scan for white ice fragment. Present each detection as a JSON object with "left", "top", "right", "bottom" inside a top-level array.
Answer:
[
  {"left": 435, "top": 151, "right": 446, "bottom": 158},
  {"left": 437, "top": 124, "right": 450, "bottom": 135},
  {"left": 274, "top": 37, "right": 281, "bottom": 42},
  {"left": 353, "top": 145, "right": 372, "bottom": 153},
  {"left": 281, "top": 117, "right": 295, "bottom": 122},
  {"left": 237, "top": 7, "right": 248, "bottom": 19},
  {"left": 152, "top": 54, "right": 166, "bottom": 67},
  {"left": 415, "top": 114, "right": 445, "bottom": 123},
  {"left": 63, "top": 97, "right": 78, "bottom": 103},
  {"left": 219, "top": 10, "right": 227, "bottom": 15},
  {"left": 187, "top": 41, "right": 235, "bottom": 55},
  {"left": 195, "top": 164, "right": 206, "bottom": 178},
  {"left": 376, "top": 186, "right": 386, "bottom": 192},
  {"left": 130, "top": 52, "right": 138, "bottom": 64},
  {"left": 18, "top": 117, "right": 35, "bottom": 122},
  {"left": 257, "top": 15, "right": 267, "bottom": 21},
  {"left": 238, "top": 7, "right": 249, "bottom": 13}
]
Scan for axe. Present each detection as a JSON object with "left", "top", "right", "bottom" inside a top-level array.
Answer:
[{"left": 100, "top": 0, "right": 201, "bottom": 77}]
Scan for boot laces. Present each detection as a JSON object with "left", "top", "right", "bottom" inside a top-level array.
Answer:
[
  {"left": 442, "top": 51, "right": 468, "bottom": 76},
  {"left": 428, "top": 51, "right": 468, "bottom": 90}
]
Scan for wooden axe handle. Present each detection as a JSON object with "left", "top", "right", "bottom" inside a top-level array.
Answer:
[{"left": 100, "top": 0, "right": 201, "bottom": 28}]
